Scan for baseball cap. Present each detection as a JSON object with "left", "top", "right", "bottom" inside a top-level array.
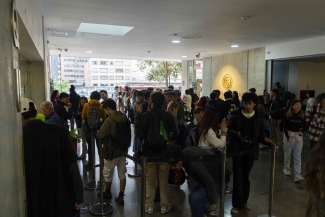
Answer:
[{"left": 21, "top": 98, "right": 37, "bottom": 113}]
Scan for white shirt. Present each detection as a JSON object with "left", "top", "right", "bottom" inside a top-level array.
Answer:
[
  {"left": 198, "top": 128, "right": 226, "bottom": 149},
  {"left": 182, "top": 94, "right": 192, "bottom": 112}
]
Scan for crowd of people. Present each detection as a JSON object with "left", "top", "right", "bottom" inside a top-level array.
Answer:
[{"left": 21, "top": 82, "right": 325, "bottom": 217}]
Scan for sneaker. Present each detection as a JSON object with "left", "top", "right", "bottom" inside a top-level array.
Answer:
[
  {"left": 294, "top": 175, "right": 304, "bottom": 183},
  {"left": 97, "top": 191, "right": 112, "bottom": 198},
  {"left": 209, "top": 210, "right": 218, "bottom": 216},
  {"left": 244, "top": 204, "right": 250, "bottom": 210},
  {"left": 231, "top": 208, "right": 238, "bottom": 214},
  {"left": 115, "top": 196, "right": 124, "bottom": 205},
  {"left": 145, "top": 206, "right": 153, "bottom": 215},
  {"left": 161, "top": 203, "right": 172, "bottom": 214},
  {"left": 283, "top": 168, "right": 291, "bottom": 176},
  {"left": 225, "top": 185, "right": 233, "bottom": 194}
]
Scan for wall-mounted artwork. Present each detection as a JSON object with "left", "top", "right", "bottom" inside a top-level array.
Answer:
[
  {"left": 222, "top": 74, "right": 233, "bottom": 90},
  {"left": 11, "top": 0, "right": 20, "bottom": 49}
]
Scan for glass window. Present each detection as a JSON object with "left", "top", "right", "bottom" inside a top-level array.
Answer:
[
  {"left": 115, "top": 76, "right": 123, "bottom": 80},
  {"left": 100, "top": 61, "right": 108, "bottom": 65},
  {"left": 93, "top": 83, "right": 98, "bottom": 86},
  {"left": 109, "top": 61, "right": 114, "bottom": 66},
  {"left": 115, "top": 61, "right": 123, "bottom": 66},
  {"left": 125, "top": 69, "right": 130, "bottom": 73},
  {"left": 125, "top": 76, "right": 130, "bottom": 80},
  {"left": 124, "top": 61, "right": 130, "bottom": 66},
  {"left": 100, "top": 83, "right": 108, "bottom": 86},
  {"left": 92, "top": 68, "right": 98, "bottom": 73},
  {"left": 115, "top": 68, "right": 123, "bottom": 73},
  {"left": 92, "top": 61, "right": 98, "bottom": 65},
  {"left": 100, "top": 76, "right": 108, "bottom": 80},
  {"left": 92, "top": 76, "right": 98, "bottom": 80},
  {"left": 110, "top": 83, "right": 114, "bottom": 86},
  {"left": 100, "top": 68, "right": 108, "bottom": 73},
  {"left": 110, "top": 76, "right": 114, "bottom": 80}
]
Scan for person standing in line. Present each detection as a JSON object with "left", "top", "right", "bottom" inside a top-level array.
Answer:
[
  {"left": 41, "top": 101, "right": 62, "bottom": 125},
  {"left": 54, "top": 92, "right": 72, "bottom": 125},
  {"left": 76, "top": 96, "right": 88, "bottom": 160},
  {"left": 189, "top": 88, "right": 199, "bottom": 121},
  {"left": 282, "top": 100, "right": 307, "bottom": 183},
  {"left": 232, "top": 91, "right": 240, "bottom": 108},
  {"left": 100, "top": 90, "right": 109, "bottom": 104},
  {"left": 183, "top": 89, "right": 192, "bottom": 121},
  {"left": 227, "top": 92, "right": 272, "bottom": 215},
  {"left": 270, "top": 88, "right": 283, "bottom": 147},
  {"left": 306, "top": 93, "right": 325, "bottom": 150},
  {"left": 187, "top": 107, "right": 204, "bottom": 132},
  {"left": 50, "top": 90, "right": 60, "bottom": 106},
  {"left": 21, "top": 98, "right": 84, "bottom": 217},
  {"left": 305, "top": 132, "right": 325, "bottom": 217},
  {"left": 305, "top": 91, "right": 316, "bottom": 114},
  {"left": 69, "top": 85, "right": 80, "bottom": 131}
]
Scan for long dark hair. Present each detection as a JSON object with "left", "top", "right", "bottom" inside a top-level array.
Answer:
[
  {"left": 196, "top": 108, "right": 219, "bottom": 142},
  {"left": 305, "top": 132, "right": 325, "bottom": 199},
  {"left": 51, "top": 90, "right": 59, "bottom": 98},
  {"left": 286, "top": 100, "right": 304, "bottom": 119},
  {"left": 79, "top": 96, "right": 88, "bottom": 109}
]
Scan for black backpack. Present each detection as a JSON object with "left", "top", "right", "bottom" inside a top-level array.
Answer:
[
  {"left": 147, "top": 111, "right": 169, "bottom": 151},
  {"left": 87, "top": 104, "right": 101, "bottom": 129},
  {"left": 112, "top": 120, "right": 131, "bottom": 152}
]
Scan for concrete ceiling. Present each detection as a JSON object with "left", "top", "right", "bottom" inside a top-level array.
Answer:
[{"left": 41, "top": 0, "right": 325, "bottom": 61}]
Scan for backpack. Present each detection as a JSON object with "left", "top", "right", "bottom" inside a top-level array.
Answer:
[
  {"left": 168, "top": 167, "right": 186, "bottom": 185},
  {"left": 112, "top": 120, "right": 131, "bottom": 152},
  {"left": 147, "top": 111, "right": 169, "bottom": 151},
  {"left": 185, "top": 127, "right": 198, "bottom": 147},
  {"left": 87, "top": 104, "right": 100, "bottom": 129},
  {"left": 226, "top": 103, "right": 237, "bottom": 120}
]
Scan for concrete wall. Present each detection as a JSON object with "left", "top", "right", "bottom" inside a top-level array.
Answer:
[
  {"left": 202, "top": 57, "right": 212, "bottom": 97},
  {"left": 0, "top": 0, "right": 26, "bottom": 216},
  {"left": 203, "top": 47, "right": 266, "bottom": 99},
  {"left": 181, "top": 60, "right": 188, "bottom": 95}
]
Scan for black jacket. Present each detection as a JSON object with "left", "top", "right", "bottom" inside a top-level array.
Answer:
[
  {"left": 219, "top": 98, "right": 237, "bottom": 121},
  {"left": 69, "top": 91, "right": 80, "bottom": 111},
  {"left": 54, "top": 101, "right": 72, "bottom": 123},
  {"left": 227, "top": 109, "right": 266, "bottom": 160},
  {"left": 270, "top": 96, "right": 282, "bottom": 120},
  {"left": 137, "top": 107, "right": 178, "bottom": 157}
]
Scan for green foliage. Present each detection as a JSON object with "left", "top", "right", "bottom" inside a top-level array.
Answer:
[
  {"left": 137, "top": 61, "right": 181, "bottom": 87},
  {"left": 53, "top": 80, "right": 70, "bottom": 93},
  {"left": 69, "top": 129, "right": 81, "bottom": 143}
]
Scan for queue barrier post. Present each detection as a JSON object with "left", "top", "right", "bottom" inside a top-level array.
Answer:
[
  {"left": 141, "top": 157, "right": 147, "bottom": 217},
  {"left": 220, "top": 146, "right": 226, "bottom": 217},
  {"left": 89, "top": 143, "right": 114, "bottom": 215},
  {"left": 127, "top": 139, "right": 141, "bottom": 177}
]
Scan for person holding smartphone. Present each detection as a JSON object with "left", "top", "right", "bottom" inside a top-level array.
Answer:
[{"left": 282, "top": 100, "right": 307, "bottom": 183}]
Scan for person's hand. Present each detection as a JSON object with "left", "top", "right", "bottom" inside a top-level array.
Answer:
[
  {"left": 136, "top": 105, "right": 142, "bottom": 114},
  {"left": 208, "top": 203, "right": 217, "bottom": 212},
  {"left": 68, "top": 103, "right": 72, "bottom": 108},
  {"left": 75, "top": 202, "right": 82, "bottom": 210},
  {"left": 219, "top": 119, "right": 227, "bottom": 133},
  {"left": 264, "top": 137, "right": 273, "bottom": 144},
  {"left": 237, "top": 132, "right": 246, "bottom": 140}
]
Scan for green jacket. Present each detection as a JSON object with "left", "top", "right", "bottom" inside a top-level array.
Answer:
[{"left": 97, "top": 111, "right": 129, "bottom": 160}]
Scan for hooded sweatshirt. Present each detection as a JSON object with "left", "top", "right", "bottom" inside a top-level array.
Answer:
[
  {"left": 97, "top": 111, "right": 130, "bottom": 160},
  {"left": 81, "top": 99, "right": 106, "bottom": 122}
]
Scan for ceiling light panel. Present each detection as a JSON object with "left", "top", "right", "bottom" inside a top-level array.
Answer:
[{"left": 77, "top": 23, "right": 134, "bottom": 36}]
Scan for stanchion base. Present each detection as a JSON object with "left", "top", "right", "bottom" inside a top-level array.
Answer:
[
  {"left": 127, "top": 169, "right": 142, "bottom": 177},
  {"left": 89, "top": 203, "right": 114, "bottom": 216},
  {"left": 84, "top": 181, "right": 100, "bottom": 190},
  {"left": 258, "top": 214, "right": 276, "bottom": 217}
]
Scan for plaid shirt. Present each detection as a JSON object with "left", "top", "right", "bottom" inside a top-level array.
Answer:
[{"left": 306, "top": 105, "right": 325, "bottom": 141}]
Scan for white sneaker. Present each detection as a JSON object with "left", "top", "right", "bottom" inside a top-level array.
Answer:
[
  {"left": 231, "top": 208, "right": 238, "bottom": 214},
  {"left": 145, "top": 206, "right": 153, "bottom": 215},
  {"left": 161, "top": 203, "right": 172, "bottom": 214},
  {"left": 294, "top": 175, "right": 304, "bottom": 183},
  {"left": 244, "top": 204, "right": 250, "bottom": 210},
  {"left": 283, "top": 168, "right": 291, "bottom": 176}
]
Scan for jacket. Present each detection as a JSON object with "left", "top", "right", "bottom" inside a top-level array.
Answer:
[
  {"left": 219, "top": 98, "right": 237, "bottom": 121},
  {"left": 54, "top": 100, "right": 72, "bottom": 123},
  {"left": 227, "top": 109, "right": 266, "bottom": 160},
  {"left": 45, "top": 112, "right": 62, "bottom": 126},
  {"left": 69, "top": 91, "right": 80, "bottom": 111},
  {"left": 270, "top": 97, "right": 282, "bottom": 120},
  {"left": 97, "top": 111, "right": 130, "bottom": 160},
  {"left": 137, "top": 107, "right": 178, "bottom": 157},
  {"left": 306, "top": 105, "right": 325, "bottom": 141},
  {"left": 81, "top": 99, "right": 106, "bottom": 124}
]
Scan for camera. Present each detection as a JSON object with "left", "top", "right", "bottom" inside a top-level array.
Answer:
[{"left": 196, "top": 53, "right": 200, "bottom": 58}]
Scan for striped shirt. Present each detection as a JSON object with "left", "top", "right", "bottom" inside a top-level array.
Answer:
[{"left": 306, "top": 105, "right": 325, "bottom": 141}]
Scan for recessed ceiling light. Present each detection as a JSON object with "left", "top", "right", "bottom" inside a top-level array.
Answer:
[
  {"left": 231, "top": 45, "right": 239, "bottom": 48},
  {"left": 86, "top": 51, "right": 92, "bottom": 53},
  {"left": 77, "top": 23, "right": 134, "bottom": 36},
  {"left": 172, "top": 40, "right": 180, "bottom": 43},
  {"left": 182, "top": 56, "right": 187, "bottom": 58}
]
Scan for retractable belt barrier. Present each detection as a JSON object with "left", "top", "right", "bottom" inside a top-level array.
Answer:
[{"left": 110, "top": 144, "right": 276, "bottom": 217}]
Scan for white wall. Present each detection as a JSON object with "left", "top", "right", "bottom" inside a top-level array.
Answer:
[
  {"left": 265, "top": 36, "right": 325, "bottom": 60},
  {"left": 181, "top": 60, "right": 188, "bottom": 95},
  {"left": 296, "top": 62, "right": 325, "bottom": 99}
]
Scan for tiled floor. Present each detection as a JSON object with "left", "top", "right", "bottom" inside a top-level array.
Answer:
[{"left": 76, "top": 131, "right": 309, "bottom": 217}]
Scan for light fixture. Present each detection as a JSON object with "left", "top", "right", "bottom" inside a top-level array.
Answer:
[
  {"left": 172, "top": 40, "right": 180, "bottom": 43},
  {"left": 231, "top": 45, "right": 239, "bottom": 48},
  {"left": 182, "top": 56, "right": 187, "bottom": 58},
  {"left": 77, "top": 23, "right": 134, "bottom": 36},
  {"left": 86, "top": 51, "right": 92, "bottom": 53}
]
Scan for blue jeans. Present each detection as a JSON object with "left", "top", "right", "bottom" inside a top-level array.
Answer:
[
  {"left": 85, "top": 128, "right": 99, "bottom": 163},
  {"left": 188, "top": 183, "right": 226, "bottom": 217}
]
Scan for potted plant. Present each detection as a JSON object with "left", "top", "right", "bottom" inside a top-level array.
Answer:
[{"left": 69, "top": 129, "right": 81, "bottom": 152}]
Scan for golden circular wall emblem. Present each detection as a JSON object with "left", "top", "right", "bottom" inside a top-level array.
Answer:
[{"left": 222, "top": 74, "right": 233, "bottom": 90}]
